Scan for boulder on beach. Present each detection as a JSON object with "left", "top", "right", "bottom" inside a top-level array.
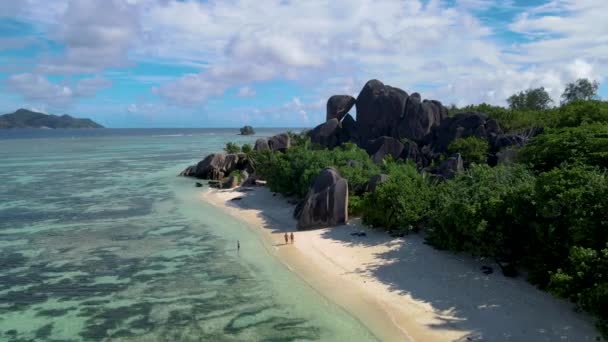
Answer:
[
  {"left": 194, "top": 153, "right": 226, "bottom": 180},
  {"left": 295, "top": 168, "right": 349, "bottom": 230},
  {"left": 221, "top": 175, "right": 239, "bottom": 189},
  {"left": 326, "top": 95, "right": 356, "bottom": 121}
]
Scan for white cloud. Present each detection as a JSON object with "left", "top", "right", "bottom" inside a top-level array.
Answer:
[
  {"left": 237, "top": 86, "right": 256, "bottom": 98},
  {"left": 6, "top": 73, "right": 112, "bottom": 107},
  {"left": 6, "top": 0, "right": 608, "bottom": 118},
  {"left": 38, "top": 0, "right": 140, "bottom": 74}
]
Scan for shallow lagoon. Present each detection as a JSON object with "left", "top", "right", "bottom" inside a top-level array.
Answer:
[{"left": 0, "top": 129, "right": 376, "bottom": 341}]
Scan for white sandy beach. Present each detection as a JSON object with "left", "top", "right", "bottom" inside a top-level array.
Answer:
[{"left": 202, "top": 186, "right": 601, "bottom": 342}]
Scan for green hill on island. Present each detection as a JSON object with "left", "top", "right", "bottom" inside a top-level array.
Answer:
[{"left": 0, "top": 109, "right": 104, "bottom": 129}]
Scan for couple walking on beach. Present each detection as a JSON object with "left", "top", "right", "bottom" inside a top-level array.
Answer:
[{"left": 284, "top": 232, "right": 294, "bottom": 245}]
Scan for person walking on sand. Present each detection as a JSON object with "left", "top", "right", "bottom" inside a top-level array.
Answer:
[
  {"left": 290, "top": 232, "right": 294, "bottom": 244},
  {"left": 284, "top": 233, "right": 289, "bottom": 245}
]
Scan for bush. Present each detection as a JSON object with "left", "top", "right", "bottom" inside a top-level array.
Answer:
[
  {"left": 519, "top": 124, "right": 608, "bottom": 172},
  {"left": 427, "top": 164, "right": 536, "bottom": 259},
  {"left": 241, "top": 143, "right": 253, "bottom": 154},
  {"left": 362, "top": 161, "right": 432, "bottom": 231},
  {"left": 254, "top": 143, "right": 378, "bottom": 199},
  {"left": 548, "top": 246, "right": 608, "bottom": 335},
  {"left": 555, "top": 100, "right": 608, "bottom": 128},
  {"left": 527, "top": 165, "right": 608, "bottom": 286},
  {"left": 447, "top": 136, "right": 489, "bottom": 166},
  {"left": 224, "top": 142, "right": 241, "bottom": 154}
]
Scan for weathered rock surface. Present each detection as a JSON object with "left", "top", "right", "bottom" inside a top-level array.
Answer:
[
  {"left": 437, "top": 153, "right": 464, "bottom": 179},
  {"left": 295, "top": 168, "right": 349, "bottom": 230},
  {"left": 366, "top": 174, "right": 389, "bottom": 193},
  {"left": 430, "top": 112, "right": 503, "bottom": 152},
  {"left": 396, "top": 96, "right": 447, "bottom": 142},
  {"left": 179, "top": 165, "right": 196, "bottom": 177},
  {"left": 221, "top": 175, "right": 239, "bottom": 189},
  {"left": 339, "top": 113, "right": 359, "bottom": 144},
  {"left": 365, "top": 136, "right": 405, "bottom": 164},
  {"left": 309, "top": 118, "right": 341, "bottom": 149},
  {"left": 254, "top": 138, "right": 270, "bottom": 152},
  {"left": 194, "top": 153, "right": 226, "bottom": 180},
  {"left": 356, "top": 79, "right": 409, "bottom": 142},
  {"left": 268, "top": 133, "right": 290, "bottom": 152},
  {"left": 326, "top": 95, "right": 356, "bottom": 121},
  {"left": 180, "top": 153, "right": 251, "bottom": 180}
]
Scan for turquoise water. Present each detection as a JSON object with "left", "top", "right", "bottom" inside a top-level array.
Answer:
[{"left": 0, "top": 129, "right": 376, "bottom": 341}]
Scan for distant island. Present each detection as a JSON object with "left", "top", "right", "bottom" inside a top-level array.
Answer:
[
  {"left": 239, "top": 125, "right": 255, "bottom": 135},
  {"left": 0, "top": 109, "right": 104, "bottom": 129}
]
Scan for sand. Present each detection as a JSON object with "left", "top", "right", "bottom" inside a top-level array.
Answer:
[{"left": 202, "top": 186, "right": 601, "bottom": 342}]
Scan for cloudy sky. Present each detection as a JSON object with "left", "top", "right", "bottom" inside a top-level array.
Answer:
[{"left": 1, "top": 0, "right": 607, "bottom": 127}]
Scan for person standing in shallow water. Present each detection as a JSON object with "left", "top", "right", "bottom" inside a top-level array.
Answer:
[
  {"left": 290, "top": 232, "right": 294, "bottom": 244},
  {"left": 237, "top": 240, "right": 240, "bottom": 251},
  {"left": 284, "top": 233, "right": 289, "bottom": 245}
]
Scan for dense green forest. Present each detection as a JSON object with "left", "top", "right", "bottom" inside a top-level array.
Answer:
[{"left": 228, "top": 79, "right": 608, "bottom": 335}]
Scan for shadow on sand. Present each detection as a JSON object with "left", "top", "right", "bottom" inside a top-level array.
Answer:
[{"left": 222, "top": 186, "right": 600, "bottom": 342}]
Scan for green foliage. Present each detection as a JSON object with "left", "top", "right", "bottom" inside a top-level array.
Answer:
[
  {"left": 527, "top": 165, "right": 608, "bottom": 285},
  {"left": 287, "top": 130, "right": 311, "bottom": 148},
  {"left": 348, "top": 195, "right": 365, "bottom": 216},
  {"left": 224, "top": 142, "right": 241, "bottom": 154},
  {"left": 561, "top": 78, "right": 600, "bottom": 105},
  {"left": 447, "top": 136, "right": 489, "bottom": 166},
  {"left": 519, "top": 124, "right": 608, "bottom": 172},
  {"left": 449, "top": 103, "right": 554, "bottom": 132},
  {"left": 555, "top": 100, "right": 608, "bottom": 128},
  {"left": 228, "top": 170, "right": 242, "bottom": 183},
  {"left": 254, "top": 142, "right": 378, "bottom": 199},
  {"left": 241, "top": 143, "right": 253, "bottom": 154},
  {"left": 507, "top": 87, "right": 553, "bottom": 111},
  {"left": 548, "top": 246, "right": 608, "bottom": 335},
  {"left": 362, "top": 161, "right": 432, "bottom": 231},
  {"left": 427, "top": 164, "right": 536, "bottom": 258}
]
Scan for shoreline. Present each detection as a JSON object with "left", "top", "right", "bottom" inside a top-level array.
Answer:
[{"left": 202, "top": 186, "right": 600, "bottom": 342}]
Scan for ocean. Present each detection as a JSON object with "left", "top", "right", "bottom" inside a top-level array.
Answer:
[{"left": 0, "top": 129, "right": 376, "bottom": 341}]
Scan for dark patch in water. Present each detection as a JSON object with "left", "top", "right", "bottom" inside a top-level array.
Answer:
[{"left": 34, "top": 323, "right": 53, "bottom": 339}]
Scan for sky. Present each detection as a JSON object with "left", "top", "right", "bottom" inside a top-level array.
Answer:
[{"left": 0, "top": 0, "right": 607, "bottom": 128}]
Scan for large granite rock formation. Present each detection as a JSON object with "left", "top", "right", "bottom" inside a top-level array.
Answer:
[
  {"left": 326, "top": 95, "right": 356, "bottom": 121},
  {"left": 181, "top": 152, "right": 251, "bottom": 180},
  {"left": 295, "top": 168, "right": 349, "bottom": 230},
  {"left": 356, "top": 79, "right": 409, "bottom": 142},
  {"left": 395, "top": 96, "right": 447, "bottom": 143},
  {"left": 430, "top": 112, "right": 502, "bottom": 152},
  {"left": 309, "top": 118, "right": 341, "bottom": 149},
  {"left": 254, "top": 138, "right": 270, "bottom": 152},
  {"left": 268, "top": 133, "right": 290, "bottom": 152},
  {"left": 365, "top": 136, "right": 405, "bottom": 164}
]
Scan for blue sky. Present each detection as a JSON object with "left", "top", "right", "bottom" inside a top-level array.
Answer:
[{"left": 1, "top": 0, "right": 606, "bottom": 128}]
